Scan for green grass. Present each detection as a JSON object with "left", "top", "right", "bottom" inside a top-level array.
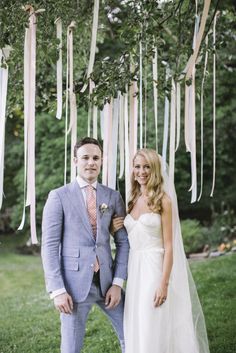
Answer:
[{"left": 0, "top": 235, "right": 235, "bottom": 353}]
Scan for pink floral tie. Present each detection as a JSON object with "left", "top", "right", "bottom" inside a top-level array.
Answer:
[{"left": 86, "top": 185, "right": 99, "bottom": 272}]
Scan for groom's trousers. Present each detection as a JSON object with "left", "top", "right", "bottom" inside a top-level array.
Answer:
[{"left": 60, "top": 273, "right": 125, "bottom": 353}]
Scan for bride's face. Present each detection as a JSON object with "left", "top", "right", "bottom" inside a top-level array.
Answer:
[{"left": 133, "top": 155, "right": 151, "bottom": 186}]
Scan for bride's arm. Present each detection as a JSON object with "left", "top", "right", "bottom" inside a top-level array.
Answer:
[{"left": 154, "top": 194, "right": 173, "bottom": 307}]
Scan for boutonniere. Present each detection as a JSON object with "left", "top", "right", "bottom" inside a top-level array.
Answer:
[{"left": 99, "top": 203, "right": 109, "bottom": 214}]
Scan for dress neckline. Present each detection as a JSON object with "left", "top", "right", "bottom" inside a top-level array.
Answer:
[{"left": 128, "top": 212, "right": 161, "bottom": 222}]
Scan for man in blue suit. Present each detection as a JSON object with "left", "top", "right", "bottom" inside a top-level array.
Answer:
[{"left": 41, "top": 137, "right": 129, "bottom": 353}]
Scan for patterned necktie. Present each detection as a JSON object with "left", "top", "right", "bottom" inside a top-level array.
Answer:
[
  {"left": 86, "top": 184, "right": 97, "bottom": 238},
  {"left": 86, "top": 185, "right": 99, "bottom": 272}
]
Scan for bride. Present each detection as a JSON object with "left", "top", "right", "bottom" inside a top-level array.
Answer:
[{"left": 113, "top": 149, "right": 210, "bottom": 353}]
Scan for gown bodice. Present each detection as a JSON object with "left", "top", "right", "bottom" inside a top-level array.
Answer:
[{"left": 124, "top": 213, "right": 164, "bottom": 252}]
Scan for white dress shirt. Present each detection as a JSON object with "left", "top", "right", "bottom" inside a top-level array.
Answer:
[{"left": 50, "top": 176, "right": 123, "bottom": 299}]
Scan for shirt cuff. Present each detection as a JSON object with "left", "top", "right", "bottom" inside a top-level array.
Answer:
[
  {"left": 50, "top": 288, "right": 67, "bottom": 299},
  {"left": 112, "top": 277, "right": 124, "bottom": 288}
]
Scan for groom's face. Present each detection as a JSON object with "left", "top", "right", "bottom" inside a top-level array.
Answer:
[{"left": 74, "top": 143, "right": 102, "bottom": 183}]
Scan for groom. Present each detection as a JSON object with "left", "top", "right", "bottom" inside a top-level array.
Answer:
[{"left": 41, "top": 137, "right": 129, "bottom": 353}]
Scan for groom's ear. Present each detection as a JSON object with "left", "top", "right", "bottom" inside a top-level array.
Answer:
[{"left": 73, "top": 157, "right": 78, "bottom": 164}]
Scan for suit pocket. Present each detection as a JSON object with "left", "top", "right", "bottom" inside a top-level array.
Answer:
[
  {"left": 61, "top": 247, "right": 80, "bottom": 257},
  {"left": 61, "top": 257, "right": 79, "bottom": 271}
]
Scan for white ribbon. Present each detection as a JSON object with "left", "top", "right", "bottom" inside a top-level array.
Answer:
[
  {"left": 139, "top": 41, "right": 143, "bottom": 149},
  {"left": 55, "top": 18, "right": 63, "bottom": 120},
  {"left": 108, "top": 98, "right": 119, "bottom": 189},
  {"left": 102, "top": 102, "right": 110, "bottom": 186},
  {"left": 18, "top": 8, "right": 38, "bottom": 244},
  {"left": 81, "top": 0, "right": 100, "bottom": 93},
  {"left": 118, "top": 92, "right": 125, "bottom": 179},
  {"left": 152, "top": 46, "right": 158, "bottom": 151},
  {"left": 210, "top": 13, "right": 219, "bottom": 197},
  {"left": 0, "top": 47, "right": 10, "bottom": 209},
  {"left": 169, "top": 78, "right": 176, "bottom": 183},
  {"left": 124, "top": 91, "right": 130, "bottom": 206},
  {"left": 129, "top": 77, "right": 138, "bottom": 173},
  {"left": 162, "top": 64, "right": 170, "bottom": 169}
]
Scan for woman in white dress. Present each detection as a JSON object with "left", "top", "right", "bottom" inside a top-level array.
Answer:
[{"left": 113, "top": 149, "right": 209, "bottom": 353}]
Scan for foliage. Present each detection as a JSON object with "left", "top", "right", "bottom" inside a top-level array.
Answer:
[
  {"left": 0, "top": 242, "right": 235, "bottom": 353},
  {"left": 205, "top": 203, "right": 236, "bottom": 247},
  {"left": 181, "top": 219, "right": 207, "bottom": 254}
]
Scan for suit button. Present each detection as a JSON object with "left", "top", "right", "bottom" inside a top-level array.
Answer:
[
  {"left": 90, "top": 264, "right": 94, "bottom": 267},
  {"left": 94, "top": 245, "right": 98, "bottom": 249}
]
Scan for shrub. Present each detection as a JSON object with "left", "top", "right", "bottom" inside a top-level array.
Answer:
[{"left": 181, "top": 219, "right": 207, "bottom": 256}]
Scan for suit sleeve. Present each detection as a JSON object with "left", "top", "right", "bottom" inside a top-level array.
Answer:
[
  {"left": 41, "top": 190, "right": 65, "bottom": 293},
  {"left": 112, "top": 192, "right": 130, "bottom": 280}
]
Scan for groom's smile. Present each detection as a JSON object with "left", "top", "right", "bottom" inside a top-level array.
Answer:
[{"left": 74, "top": 143, "right": 102, "bottom": 183}]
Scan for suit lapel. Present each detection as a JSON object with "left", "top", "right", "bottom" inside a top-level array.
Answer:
[
  {"left": 67, "top": 180, "right": 93, "bottom": 236},
  {"left": 96, "top": 183, "right": 112, "bottom": 241}
]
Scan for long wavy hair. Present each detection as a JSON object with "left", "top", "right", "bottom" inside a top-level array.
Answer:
[{"left": 127, "top": 149, "right": 164, "bottom": 214}]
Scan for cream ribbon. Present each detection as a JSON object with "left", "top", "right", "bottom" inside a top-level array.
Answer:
[
  {"left": 0, "top": 47, "right": 10, "bottom": 209},
  {"left": 198, "top": 35, "right": 209, "bottom": 201},
  {"left": 175, "top": 82, "right": 181, "bottom": 152},
  {"left": 81, "top": 0, "right": 100, "bottom": 93},
  {"left": 18, "top": 7, "right": 38, "bottom": 244},
  {"left": 55, "top": 18, "right": 63, "bottom": 120}
]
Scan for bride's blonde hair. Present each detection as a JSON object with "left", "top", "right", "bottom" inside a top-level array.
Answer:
[{"left": 128, "top": 149, "right": 164, "bottom": 214}]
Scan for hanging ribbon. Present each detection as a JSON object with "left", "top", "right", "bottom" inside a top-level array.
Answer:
[
  {"left": 108, "top": 98, "right": 119, "bottom": 189},
  {"left": 66, "top": 22, "right": 77, "bottom": 182},
  {"left": 210, "top": 12, "right": 219, "bottom": 197},
  {"left": 55, "top": 18, "right": 63, "bottom": 120},
  {"left": 0, "top": 47, "right": 10, "bottom": 209},
  {"left": 162, "top": 64, "right": 170, "bottom": 170},
  {"left": 124, "top": 91, "right": 130, "bottom": 206},
  {"left": 118, "top": 92, "right": 125, "bottom": 179},
  {"left": 81, "top": 0, "right": 100, "bottom": 93},
  {"left": 169, "top": 78, "right": 176, "bottom": 183},
  {"left": 18, "top": 6, "right": 38, "bottom": 244},
  {"left": 198, "top": 34, "right": 209, "bottom": 201},
  {"left": 175, "top": 82, "right": 181, "bottom": 151},
  {"left": 184, "top": 8, "right": 200, "bottom": 203},
  {"left": 152, "top": 46, "right": 158, "bottom": 151},
  {"left": 92, "top": 104, "right": 98, "bottom": 139},
  {"left": 102, "top": 102, "right": 110, "bottom": 186},
  {"left": 129, "top": 65, "right": 138, "bottom": 173},
  {"left": 184, "top": 0, "right": 211, "bottom": 80},
  {"left": 139, "top": 40, "right": 143, "bottom": 149}
]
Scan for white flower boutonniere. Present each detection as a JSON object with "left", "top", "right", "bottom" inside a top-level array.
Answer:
[{"left": 99, "top": 203, "right": 109, "bottom": 214}]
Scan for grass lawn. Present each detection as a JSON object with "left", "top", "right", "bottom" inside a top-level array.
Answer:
[{"left": 0, "top": 234, "right": 235, "bottom": 353}]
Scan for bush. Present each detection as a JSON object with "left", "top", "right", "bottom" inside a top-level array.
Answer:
[
  {"left": 181, "top": 219, "right": 207, "bottom": 255},
  {"left": 206, "top": 204, "right": 236, "bottom": 247}
]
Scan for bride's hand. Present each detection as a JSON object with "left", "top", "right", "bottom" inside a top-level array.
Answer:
[
  {"left": 154, "top": 285, "right": 168, "bottom": 307},
  {"left": 110, "top": 214, "right": 124, "bottom": 235}
]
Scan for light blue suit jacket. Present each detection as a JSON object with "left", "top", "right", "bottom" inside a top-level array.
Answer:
[{"left": 41, "top": 180, "right": 129, "bottom": 303}]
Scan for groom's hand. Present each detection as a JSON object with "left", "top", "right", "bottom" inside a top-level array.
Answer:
[
  {"left": 105, "top": 285, "right": 121, "bottom": 309},
  {"left": 54, "top": 292, "right": 73, "bottom": 314}
]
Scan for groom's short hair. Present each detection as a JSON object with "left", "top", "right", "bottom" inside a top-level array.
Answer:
[{"left": 74, "top": 137, "right": 103, "bottom": 157}]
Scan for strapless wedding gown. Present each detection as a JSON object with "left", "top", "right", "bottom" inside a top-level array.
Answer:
[
  {"left": 124, "top": 212, "right": 172, "bottom": 353},
  {"left": 124, "top": 212, "right": 205, "bottom": 353}
]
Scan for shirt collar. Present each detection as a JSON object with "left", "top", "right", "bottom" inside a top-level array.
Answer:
[{"left": 76, "top": 175, "right": 97, "bottom": 190}]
